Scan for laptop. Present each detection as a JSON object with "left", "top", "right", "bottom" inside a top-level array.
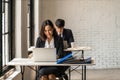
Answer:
[{"left": 32, "top": 48, "right": 56, "bottom": 62}]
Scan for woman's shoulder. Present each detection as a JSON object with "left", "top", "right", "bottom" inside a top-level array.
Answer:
[
  {"left": 36, "top": 37, "right": 45, "bottom": 48},
  {"left": 37, "top": 37, "right": 41, "bottom": 41},
  {"left": 37, "top": 37, "right": 44, "bottom": 42}
]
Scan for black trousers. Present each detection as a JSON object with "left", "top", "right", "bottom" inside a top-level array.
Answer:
[
  {"left": 37, "top": 66, "right": 58, "bottom": 79},
  {"left": 37, "top": 66, "right": 69, "bottom": 79}
]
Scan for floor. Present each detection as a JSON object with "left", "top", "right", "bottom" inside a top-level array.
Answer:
[{"left": 69, "top": 68, "right": 120, "bottom": 80}]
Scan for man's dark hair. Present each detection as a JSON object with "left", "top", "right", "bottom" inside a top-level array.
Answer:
[{"left": 55, "top": 19, "right": 65, "bottom": 28}]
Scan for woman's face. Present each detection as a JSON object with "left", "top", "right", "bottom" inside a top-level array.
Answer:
[{"left": 44, "top": 25, "right": 53, "bottom": 39}]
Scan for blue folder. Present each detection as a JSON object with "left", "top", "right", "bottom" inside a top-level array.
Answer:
[{"left": 57, "top": 53, "right": 72, "bottom": 64}]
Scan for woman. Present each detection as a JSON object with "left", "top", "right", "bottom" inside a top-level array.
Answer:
[{"left": 36, "top": 19, "right": 65, "bottom": 80}]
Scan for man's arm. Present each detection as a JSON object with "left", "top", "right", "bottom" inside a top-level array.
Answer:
[{"left": 66, "top": 29, "right": 74, "bottom": 48}]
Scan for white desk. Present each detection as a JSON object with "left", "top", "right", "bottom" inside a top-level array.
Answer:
[
  {"left": 65, "top": 46, "right": 91, "bottom": 60},
  {"left": 7, "top": 58, "right": 95, "bottom": 80},
  {"left": 64, "top": 46, "right": 91, "bottom": 51}
]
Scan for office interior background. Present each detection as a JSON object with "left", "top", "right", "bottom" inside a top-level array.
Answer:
[{"left": 0, "top": 0, "right": 120, "bottom": 80}]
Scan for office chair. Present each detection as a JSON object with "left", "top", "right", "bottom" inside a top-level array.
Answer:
[
  {"left": 56, "top": 66, "right": 72, "bottom": 80},
  {"left": 56, "top": 72, "right": 68, "bottom": 80}
]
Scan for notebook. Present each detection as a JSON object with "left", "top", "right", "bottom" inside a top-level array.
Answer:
[{"left": 32, "top": 48, "right": 56, "bottom": 62}]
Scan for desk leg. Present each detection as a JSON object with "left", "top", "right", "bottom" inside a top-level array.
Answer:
[
  {"left": 82, "top": 65, "right": 86, "bottom": 80},
  {"left": 20, "top": 66, "right": 25, "bottom": 80},
  {"left": 36, "top": 66, "right": 38, "bottom": 80},
  {"left": 69, "top": 67, "right": 71, "bottom": 80},
  {"left": 84, "top": 65, "right": 86, "bottom": 80},
  {"left": 82, "top": 50, "right": 84, "bottom": 60},
  {"left": 82, "top": 66, "right": 83, "bottom": 80}
]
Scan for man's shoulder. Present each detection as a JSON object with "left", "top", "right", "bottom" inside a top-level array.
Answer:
[
  {"left": 64, "top": 28, "right": 72, "bottom": 32},
  {"left": 63, "top": 28, "right": 73, "bottom": 37}
]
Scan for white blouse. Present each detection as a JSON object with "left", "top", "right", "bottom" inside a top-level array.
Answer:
[{"left": 45, "top": 38, "right": 54, "bottom": 48}]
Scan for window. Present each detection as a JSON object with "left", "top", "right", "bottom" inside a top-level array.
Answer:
[
  {"left": 0, "top": 0, "right": 2, "bottom": 76},
  {"left": 27, "top": 0, "right": 34, "bottom": 48},
  {"left": 0, "top": 0, "right": 35, "bottom": 76},
  {"left": 0, "top": 0, "right": 15, "bottom": 76}
]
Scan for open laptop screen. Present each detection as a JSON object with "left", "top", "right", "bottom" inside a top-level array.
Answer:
[{"left": 32, "top": 48, "right": 56, "bottom": 62}]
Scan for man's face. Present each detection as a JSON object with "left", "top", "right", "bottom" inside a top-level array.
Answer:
[{"left": 55, "top": 26, "right": 63, "bottom": 34}]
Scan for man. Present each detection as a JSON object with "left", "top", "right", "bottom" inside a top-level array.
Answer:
[
  {"left": 55, "top": 19, "right": 74, "bottom": 49},
  {"left": 55, "top": 19, "right": 75, "bottom": 80}
]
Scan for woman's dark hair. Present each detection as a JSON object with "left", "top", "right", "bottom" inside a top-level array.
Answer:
[
  {"left": 40, "top": 19, "right": 56, "bottom": 41},
  {"left": 55, "top": 19, "right": 65, "bottom": 28}
]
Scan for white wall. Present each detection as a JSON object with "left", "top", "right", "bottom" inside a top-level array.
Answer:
[{"left": 40, "top": 0, "right": 120, "bottom": 69}]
